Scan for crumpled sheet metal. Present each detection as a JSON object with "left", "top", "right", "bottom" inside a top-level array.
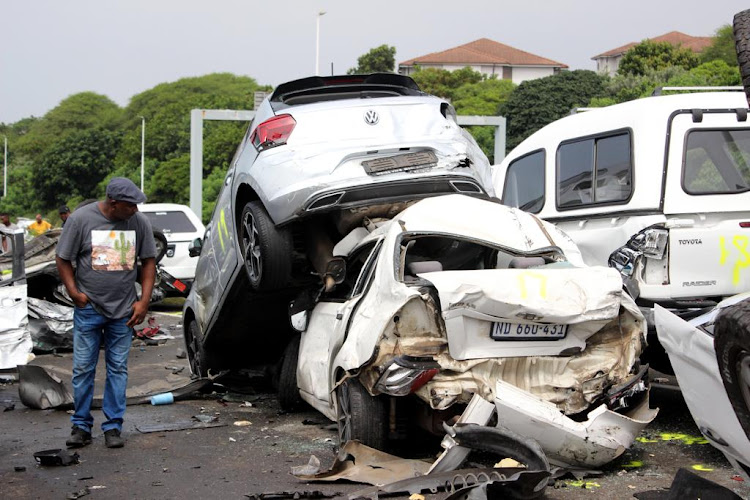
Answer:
[
  {"left": 390, "top": 318, "right": 643, "bottom": 415},
  {"left": 349, "top": 468, "right": 550, "bottom": 500},
  {"left": 422, "top": 266, "right": 624, "bottom": 325},
  {"left": 0, "top": 284, "right": 33, "bottom": 369},
  {"left": 27, "top": 297, "right": 74, "bottom": 352},
  {"left": 291, "top": 441, "right": 431, "bottom": 486},
  {"left": 18, "top": 364, "right": 212, "bottom": 410},
  {"left": 18, "top": 364, "right": 74, "bottom": 409},
  {"left": 493, "top": 379, "right": 658, "bottom": 468}
]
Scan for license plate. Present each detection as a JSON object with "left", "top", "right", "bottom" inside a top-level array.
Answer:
[
  {"left": 490, "top": 322, "right": 568, "bottom": 340},
  {"left": 362, "top": 151, "right": 438, "bottom": 175}
]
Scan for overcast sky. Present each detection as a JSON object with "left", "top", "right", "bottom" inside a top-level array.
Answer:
[{"left": 0, "top": 0, "right": 745, "bottom": 124}]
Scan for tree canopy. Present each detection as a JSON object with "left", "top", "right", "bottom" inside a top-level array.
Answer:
[
  {"left": 347, "top": 45, "right": 396, "bottom": 74},
  {"left": 499, "top": 70, "right": 609, "bottom": 151},
  {"left": 617, "top": 40, "right": 699, "bottom": 76},
  {"left": 701, "top": 25, "right": 738, "bottom": 66}
]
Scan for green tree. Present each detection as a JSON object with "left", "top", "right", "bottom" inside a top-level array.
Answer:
[
  {"left": 701, "top": 25, "right": 738, "bottom": 66},
  {"left": 500, "top": 70, "right": 609, "bottom": 151},
  {"left": 347, "top": 45, "right": 396, "bottom": 74},
  {"left": 34, "top": 128, "right": 121, "bottom": 207},
  {"left": 451, "top": 78, "right": 516, "bottom": 162},
  {"left": 14, "top": 92, "right": 123, "bottom": 159},
  {"left": 410, "top": 67, "right": 484, "bottom": 99},
  {"left": 618, "top": 40, "right": 699, "bottom": 76}
]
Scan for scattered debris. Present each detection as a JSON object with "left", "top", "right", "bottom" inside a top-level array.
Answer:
[
  {"left": 14, "top": 465, "right": 26, "bottom": 472},
  {"left": 244, "top": 491, "right": 340, "bottom": 500},
  {"left": 4, "top": 402, "right": 15, "bottom": 411},
  {"left": 34, "top": 448, "right": 80, "bottom": 466},
  {"left": 193, "top": 414, "right": 218, "bottom": 424},
  {"left": 691, "top": 464, "right": 714, "bottom": 472},
  {"left": 135, "top": 420, "right": 226, "bottom": 433},
  {"left": 233, "top": 420, "right": 252, "bottom": 427},
  {"left": 350, "top": 468, "right": 551, "bottom": 500},
  {"left": 18, "top": 365, "right": 73, "bottom": 409},
  {"left": 239, "top": 402, "right": 254, "bottom": 408},
  {"left": 175, "top": 347, "right": 186, "bottom": 359},
  {"left": 66, "top": 487, "right": 90, "bottom": 499},
  {"left": 292, "top": 442, "right": 431, "bottom": 486},
  {"left": 634, "top": 467, "right": 742, "bottom": 500},
  {"left": 229, "top": 437, "right": 237, "bottom": 442},
  {"left": 150, "top": 392, "right": 174, "bottom": 405}
]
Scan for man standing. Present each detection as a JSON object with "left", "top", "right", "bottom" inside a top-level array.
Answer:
[
  {"left": 55, "top": 178, "right": 156, "bottom": 449},
  {"left": 0, "top": 212, "right": 18, "bottom": 254},
  {"left": 59, "top": 205, "right": 71, "bottom": 227},
  {"left": 28, "top": 213, "right": 52, "bottom": 236}
]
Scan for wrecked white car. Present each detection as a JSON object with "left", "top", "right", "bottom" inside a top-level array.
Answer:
[
  {"left": 293, "top": 194, "right": 657, "bottom": 467},
  {"left": 656, "top": 294, "right": 750, "bottom": 481}
]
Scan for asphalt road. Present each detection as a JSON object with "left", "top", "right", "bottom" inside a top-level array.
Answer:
[{"left": 1, "top": 306, "right": 749, "bottom": 499}]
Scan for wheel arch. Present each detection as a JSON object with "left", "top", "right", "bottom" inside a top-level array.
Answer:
[{"left": 234, "top": 183, "right": 260, "bottom": 237}]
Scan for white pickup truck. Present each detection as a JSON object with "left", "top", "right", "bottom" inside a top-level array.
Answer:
[{"left": 493, "top": 90, "right": 750, "bottom": 370}]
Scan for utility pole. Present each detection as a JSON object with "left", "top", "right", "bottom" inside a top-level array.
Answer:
[
  {"left": 140, "top": 117, "right": 146, "bottom": 192},
  {"left": 3, "top": 136, "right": 7, "bottom": 198},
  {"left": 315, "top": 11, "right": 326, "bottom": 76}
]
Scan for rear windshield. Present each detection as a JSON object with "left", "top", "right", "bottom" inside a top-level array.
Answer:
[
  {"left": 683, "top": 129, "right": 750, "bottom": 194},
  {"left": 143, "top": 211, "right": 197, "bottom": 234}
]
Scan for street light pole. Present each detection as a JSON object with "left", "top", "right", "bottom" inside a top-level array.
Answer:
[
  {"left": 3, "top": 136, "right": 7, "bottom": 198},
  {"left": 139, "top": 116, "right": 145, "bottom": 192},
  {"left": 315, "top": 11, "right": 326, "bottom": 76}
]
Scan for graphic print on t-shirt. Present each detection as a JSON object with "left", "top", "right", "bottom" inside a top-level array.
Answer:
[{"left": 91, "top": 230, "right": 136, "bottom": 271}]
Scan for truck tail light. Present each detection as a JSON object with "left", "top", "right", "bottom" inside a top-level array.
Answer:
[
  {"left": 740, "top": 222, "right": 750, "bottom": 228},
  {"left": 250, "top": 114, "right": 296, "bottom": 151}
]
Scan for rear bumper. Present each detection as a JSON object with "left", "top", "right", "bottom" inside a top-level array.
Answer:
[{"left": 493, "top": 379, "right": 658, "bottom": 467}]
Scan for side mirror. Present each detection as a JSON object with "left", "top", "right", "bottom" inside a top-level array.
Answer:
[
  {"left": 188, "top": 237, "right": 202, "bottom": 257},
  {"left": 290, "top": 310, "right": 309, "bottom": 332}
]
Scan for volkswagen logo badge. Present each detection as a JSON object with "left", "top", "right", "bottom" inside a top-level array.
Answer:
[{"left": 364, "top": 110, "right": 379, "bottom": 125}]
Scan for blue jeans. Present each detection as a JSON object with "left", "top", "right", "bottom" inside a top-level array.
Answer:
[{"left": 71, "top": 304, "right": 132, "bottom": 433}]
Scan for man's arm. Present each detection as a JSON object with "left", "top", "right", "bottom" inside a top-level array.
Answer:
[
  {"left": 55, "top": 256, "right": 88, "bottom": 307},
  {"left": 128, "top": 257, "right": 155, "bottom": 328}
]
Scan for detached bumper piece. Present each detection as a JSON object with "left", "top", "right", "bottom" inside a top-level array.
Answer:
[{"left": 494, "top": 379, "right": 658, "bottom": 467}]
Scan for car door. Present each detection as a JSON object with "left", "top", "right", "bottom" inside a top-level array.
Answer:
[
  {"left": 193, "top": 168, "right": 238, "bottom": 331},
  {"left": 297, "top": 240, "right": 383, "bottom": 408}
]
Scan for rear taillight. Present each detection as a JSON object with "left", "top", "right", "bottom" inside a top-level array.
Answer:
[
  {"left": 374, "top": 356, "right": 439, "bottom": 396},
  {"left": 250, "top": 114, "right": 296, "bottom": 151},
  {"left": 741, "top": 222, "right": 750, "bottom": 228}
]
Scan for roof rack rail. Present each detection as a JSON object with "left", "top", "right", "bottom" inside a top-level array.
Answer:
[{"left": 652, "top": 86, "right": 743, "bottom": 96}]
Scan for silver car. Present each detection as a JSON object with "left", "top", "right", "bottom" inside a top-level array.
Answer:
[{"left": 183, "top": 74, "right": 493, "bottom": 377}]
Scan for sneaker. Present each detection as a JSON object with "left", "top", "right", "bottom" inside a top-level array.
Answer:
[
  {"left": 66, "top": 426, "right": 92, "bottom": 448},
  {"left": 104, "top": 429, "right": 124, "bottom": 448}
]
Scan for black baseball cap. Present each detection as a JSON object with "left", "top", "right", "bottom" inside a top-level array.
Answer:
[
  {"left": 58, "top": 205, "right": 70, "bottom": 214},
  {"left": 106, "top": 177, "right": 147, "bottom": 204}
]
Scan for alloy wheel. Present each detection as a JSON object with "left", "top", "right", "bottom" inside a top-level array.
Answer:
[{"left": 242, "top": 211, "right": 262, "bottom": 284}]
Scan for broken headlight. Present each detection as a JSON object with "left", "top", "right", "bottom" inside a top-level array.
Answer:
[
  {"left": 630, "top": 227, "right": 669, "bottom": 259},
  {"left": 374, "top": 356, "right": 439, "bottom": 397}
]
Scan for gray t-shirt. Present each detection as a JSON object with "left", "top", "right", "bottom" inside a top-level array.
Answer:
[{"left": 56, "top": 202, "right": 157, "bottom": 319}]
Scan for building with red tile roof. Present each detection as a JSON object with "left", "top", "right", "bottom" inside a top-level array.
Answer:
[
  {"left": 592, "top": 31, "right": 712, "bottom": 76},
  {"left": 398, "top": 38, "right": 568, "bottom": 85}
]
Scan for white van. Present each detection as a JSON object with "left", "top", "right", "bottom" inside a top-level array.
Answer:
[
  {"left": 494, "top": 91, "right": 750, "bottom": 347},
  {"left": 138, "top": 203, "right": 205, "bottom": 282}
]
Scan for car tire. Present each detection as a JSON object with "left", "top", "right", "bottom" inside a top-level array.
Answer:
[
  {"left": 734, "top": 9, "right": 750, "bottom": 103},
  {"left": 240, "top": 201, "right": 292, "bottom": 291},
  {"left": 277, "top": 334, "right": 304, "bottom": 412},
  {"left": 336, "top": 378, "right": 388, "bottom": 450},
  {"left": 714, "top": 298, "right": 750, "bottom": 439},
  {"left": 185, "top": 320, "right": 212, "bottom": 378},
  {"left": 153, "top": 230, "right": 168, "bottom": 264}
]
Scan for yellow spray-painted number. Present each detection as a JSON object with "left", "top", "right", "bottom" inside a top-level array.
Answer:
[
  {"left": 518, "top": 271, "right": 548, "bottom": 300},
  {"left": 217, "top": 208, "right": 231, "bottom": 254},
  {"left": 719, "top": 235, "right": 750, "bottom": 286}
]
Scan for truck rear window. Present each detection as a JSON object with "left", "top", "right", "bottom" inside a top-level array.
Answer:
[
  {"left": 683, "top": 129, "right": 750, "bottom": 194},
  {"left": 556, "top": 131, "right": 632, "bottom": 209}
]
